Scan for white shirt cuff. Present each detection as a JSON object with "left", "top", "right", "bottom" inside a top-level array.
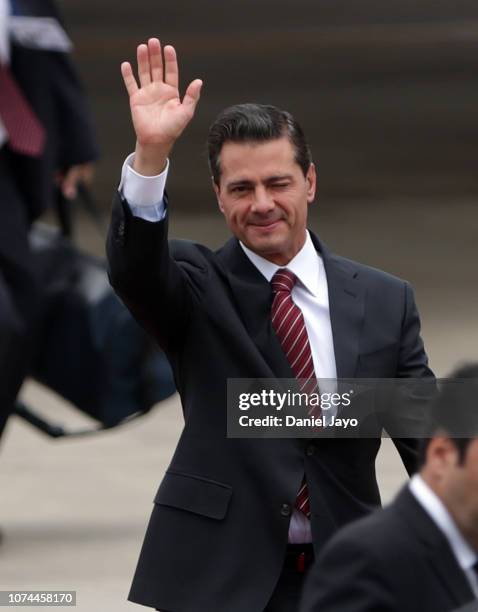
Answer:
[{"left": 119, "top": 152, "right": 169, "bottom": 221}]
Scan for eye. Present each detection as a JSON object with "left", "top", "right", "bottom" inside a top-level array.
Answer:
[
  {"left": 231, "top": 185, "right": 250, "bottom": 194},
  {"left": 271, "top": 182, "right": 289, "bottom": 189}
]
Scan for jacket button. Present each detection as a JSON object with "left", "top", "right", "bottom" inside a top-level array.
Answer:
[
  {"left": 306, "top": 445, "right": 316, "bottom": 456},
  {"left": 281, "top": 503, "right": 292, "bottom": 517}
]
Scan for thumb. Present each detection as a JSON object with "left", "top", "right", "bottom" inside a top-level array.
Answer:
[{"left": 182, "top": 79, "right": 203, "bottom": 112}]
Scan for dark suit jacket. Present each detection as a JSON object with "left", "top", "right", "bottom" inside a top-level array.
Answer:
[
  {"left": 300, "top": 486, "right": 478, "bottom": 612},
  {"left": 106, "top": 193, "right": 434, "bottom": 612},
  {"left": 7, "top": 0, "right": 98, "bottom": 221}
]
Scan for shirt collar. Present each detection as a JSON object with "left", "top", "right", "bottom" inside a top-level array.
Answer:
[
  {"left": 239, "top": 231, "right": 321, "bottom": 297},
  {"left": 409, "top": 474, "right": 478, "bottom": 572}
]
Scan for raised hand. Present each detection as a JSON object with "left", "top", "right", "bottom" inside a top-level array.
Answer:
[{"left": 121, "top": 38, "right": 202, "bottom": 175}]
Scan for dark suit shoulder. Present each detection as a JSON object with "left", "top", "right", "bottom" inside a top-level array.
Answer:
[
  {"left": 169, "top": 238, "right": 214, "bottom": 270},
  {"left": 330, "top": 252, "right": 409, "bottom": 289},
  {"left": 303, "top": 488, "right": 474, "bottom": 612},
  {"left": 310, "top": 231, "right": 409, "bottom": 289},
  {"left": 319, "top": 499, "right": 406, "bottom": 562},
  {"left": 314, "top": 487, "right": 453, "bottom": 597},
  {"left": 301, "top": 503, "right": 403, "bottom": 612}
]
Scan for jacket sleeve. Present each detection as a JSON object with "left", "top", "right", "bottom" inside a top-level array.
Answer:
[
  {"left": 391, "top": 282, "right": 435, "bottom": 474},
  {"left": 396, "top": 282, "right": 433, "bottom": 379},
  {"left": 10, "top": 0, "right": 99, "bottom": 167},
  {"left": 49, "top": 50, "right": 99, "bottom": 168},
  {"left": 10, "top": 42, "right": 99, "bottom": 167},
  {"left": 9, "top": 36, "right": 99, "bottom": 219},
  {"left": 300, "top": 534, "right": 398, "bottom": 612},
  {"left": 106, "top": 192, "right": 204, "bottom": 352}
]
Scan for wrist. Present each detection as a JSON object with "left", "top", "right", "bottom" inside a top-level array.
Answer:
[{"left": 133, "top": 142, "right": 170, "bottom": 176}]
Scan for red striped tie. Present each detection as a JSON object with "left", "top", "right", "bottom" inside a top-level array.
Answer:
[
  {"left": 0, "top": 63, "right": 45, "bottom": 156},
  {"left": 271, "top": 268, "right": 318, "bottom": 518}
]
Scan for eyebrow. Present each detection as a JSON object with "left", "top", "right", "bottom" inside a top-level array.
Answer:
[{"left": 226, "top": 174, "right": 293, "bottom": 190}]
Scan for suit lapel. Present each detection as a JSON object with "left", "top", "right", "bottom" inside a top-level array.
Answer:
[
  {"left": 217, "top": 232, "right": 366, "bottom": 380},
  {"left": 216, "top": 238, "right": 294, "bottom": 379},
  {"left": 310, "top": 233, "right": 365, "bottom": 378},
  {"left": 395, "top": 487, "right": 476, "bottom": 606},
  {"left": 426, "top": 546, "right": 476, "bottom": 607}
]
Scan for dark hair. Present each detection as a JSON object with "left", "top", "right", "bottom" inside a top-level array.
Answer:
[
  {"left": 418, "top": 363, "right": 478, "bottom": 467},
  {"left": 207, "top": 103, "right": 312, "bottom": 185}
]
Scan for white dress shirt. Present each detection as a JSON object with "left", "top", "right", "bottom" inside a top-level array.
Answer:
[
  {"left": 0, "top": 0, "right": 10, "bottom": 147},
  {"left": 0, "top": 0, "right": 9, "bottom": 62},
  {"left": 119, "top": 153, "right": 339, "bottom": 543},
  {"left": 119, "top": 152, "right": 168, "bottom": 220},
  {"left": 409, "top": 474, "right": 478, "bottom": 598}
]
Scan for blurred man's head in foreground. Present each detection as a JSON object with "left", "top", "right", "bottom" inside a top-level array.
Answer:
[{"left": 420, "top": 363, "right": 478, "bottom": 550}]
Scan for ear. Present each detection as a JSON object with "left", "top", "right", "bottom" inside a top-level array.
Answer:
[
  {"left": 426, "top": 435, "right": 460, "bottom": 474},
  {"left": 306, "top": 163, "right": 316, "bottom": 203},
  {"left": 212, "top": 177, "right": 225, "bottom": 214}
]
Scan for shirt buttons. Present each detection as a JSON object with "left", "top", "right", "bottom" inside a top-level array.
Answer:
[{"left": 306, "top": 445, "right": 316, "bottom": 457}]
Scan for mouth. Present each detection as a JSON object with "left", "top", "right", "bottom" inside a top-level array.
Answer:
[{"left": 248, "top": 219, "right": 282, "bottom": 232}]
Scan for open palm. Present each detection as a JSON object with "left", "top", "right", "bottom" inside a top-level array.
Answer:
[{"left": 121, "top": 39, "right": 202, "bottom": 148}]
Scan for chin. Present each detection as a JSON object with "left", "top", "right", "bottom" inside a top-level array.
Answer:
[
  {"left": 247, "top": 235, "right": 283, "bottom": 252},
  {"left": 247, "top": 224, "right": 284, "bottom": 241}
]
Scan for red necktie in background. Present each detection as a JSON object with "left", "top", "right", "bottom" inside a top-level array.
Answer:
[
  {"left": 0, "top": 63, "right": 45, "bottom": 156},
  {"left": 271, "top": 268, "right": 319, "bottom": 518}
]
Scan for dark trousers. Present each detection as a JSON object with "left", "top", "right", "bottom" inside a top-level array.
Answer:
[{"left": 0, "top": 147, "right": 40, "bottom": 441}]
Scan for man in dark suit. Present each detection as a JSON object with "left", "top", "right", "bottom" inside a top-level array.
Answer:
[
  {"left": 0, "top": 0, "right": 98, "bottom": 441},
  {"left": 107, "top": 39, "right": 433, "bottom": 611},
  {"left": 300, "top": 364, "right": 478, "bottom": 612}
]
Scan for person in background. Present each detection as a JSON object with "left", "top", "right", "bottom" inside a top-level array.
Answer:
[
  {"left": 300, "top": 363, "right": 478, "bottom": 612},
  {"left": 0, "top": 0, "right": 98, "bottom": 446}
]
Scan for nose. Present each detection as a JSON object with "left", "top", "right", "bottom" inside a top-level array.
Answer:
[{"left": 251, "top": 186, "right": 274, "bottom": 214}]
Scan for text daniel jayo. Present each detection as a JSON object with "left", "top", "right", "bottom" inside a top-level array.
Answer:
[{"left": 238, "top": 415, "right": 359, "bottom": 429}]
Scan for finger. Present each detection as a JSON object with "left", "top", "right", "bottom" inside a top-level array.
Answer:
[
  {"left": 78, "top": 163, "right": 95, "bottom": 185},
  {"left": 164, "top": 45, "right": 178, "bottom": 90},
  {"left": 62, "top": 167, "right": 81, "bottom": 199},
  {"left": 182, "top": 79, "right": 203, "bottom": 111},
  {"left": 137, "top": 43, "right": 151, "bottom": 87},
  {"left": 148, "top": 38, "right": 163, "bottom": 82},
  {"left": 120, "top": 62, "right": 138, "bottom": 97}
]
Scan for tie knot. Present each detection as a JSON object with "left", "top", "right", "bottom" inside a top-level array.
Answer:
[{"left": 271, "top": 269, "right": 297, "bottom": 294}]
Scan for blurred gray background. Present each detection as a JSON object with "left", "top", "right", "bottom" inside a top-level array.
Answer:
[
  {"left": 63, "top": 0, "right": 478, "bottom": 205},
  {"left": 1, "top": 2, "right": 477, "bottom": 610}
]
